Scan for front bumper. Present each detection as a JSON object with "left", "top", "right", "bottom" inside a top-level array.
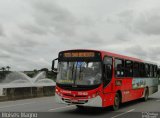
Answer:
[{"left": 55, "top": 93, "right": 102, "bottom": 107}]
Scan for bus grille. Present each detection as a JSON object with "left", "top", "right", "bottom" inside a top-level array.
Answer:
[
  {"left": 63, "top": 94, "right": 87, "bottom": 98},
  {"left": 62, "top": 98, "right": 88, "bottom": 104}
]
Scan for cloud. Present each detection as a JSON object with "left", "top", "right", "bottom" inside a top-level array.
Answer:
[
  {"left": 20, "top": 24, "right": 48, "bottom": 35},
  {"left": 124, "top": 45, "right": 148, "bottom": 59},
  {"left": 23, "top": 0, "right": 78, "bottom": 37},
  {"left": 0, "top": 25, "right": 5, "bottom": 36},
  {"left": 133, "top": 10, "right": 160, "bottom": 35},
  {"left": 0, "top": 0, "right": 160, "bottom": 70},
  {"left": 115, "top": 7, "right": 160, "bottom": 36},
  {"left": 123, "top": 45, "right": 160, "bottom": 65},
  {"left": 23, "top": 0, "right": 108, "bottom": 45},
  {"left": 0, "top": 50, "right": 11, "bottom": 58},
  {"left": 148, "top": 46, "right": 160, "bottom": 61}
]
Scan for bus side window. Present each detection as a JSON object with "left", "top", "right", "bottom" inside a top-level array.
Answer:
[
  {"left": 150, "top": 65, "right": 154, "bottom": 77},
  {"left": 115, "top": 59, "right": 124, "bottom": 77},
  {"left": 103, "top": 57, "right": 113, "bottom": 80},
  {"left": 145, "top": 64, "right": 150, "bottom": 77},
  {"left": 154, "top": 65, "right": 157, "bottom": 78},
  {"left": 133, "top": 62, "right": 139, "bottom": 77},
  {"left": 125, "top": 60, "right": 133, "bottom": 77},
  {"left": 140, "top": 63, "right": 145, "bottom": 77}
]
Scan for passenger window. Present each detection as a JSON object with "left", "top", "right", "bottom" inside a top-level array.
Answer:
[
  {"left": 115, "top": 59, "right": 124, "bottom": 77},
  {"left": 139, "top": 63, "right": 145, "bottom": 77},
  {"left": 133, "top": 62, "right": 139, "bottom": 77},
  {"left": 125, "top": 60, "right": 133, "bottom": 77},
  {"left": 154, "top": 65, "right": 157, "bottom": 77},
  {"left": 150, "top": 65, "right": 154, "bottom": 77},
  {"left": 145, "top": 64, "right": 150, "bottom": 77}
]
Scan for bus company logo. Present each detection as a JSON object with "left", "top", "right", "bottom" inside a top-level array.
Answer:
[{"left": 142, "top": 112, "right": 159, "bottom": 118}]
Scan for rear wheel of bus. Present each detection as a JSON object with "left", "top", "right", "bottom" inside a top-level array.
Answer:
[{"left": 142, "top": 88, "right": 149, "bottom": 101}]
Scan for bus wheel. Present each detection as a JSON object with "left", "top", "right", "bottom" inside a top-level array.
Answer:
[
  {"left": 112, "top": 93, "right": 120, "bottom": 111},
  {"left": 143, "top": 88, "right": 149, "bottom": 101}
]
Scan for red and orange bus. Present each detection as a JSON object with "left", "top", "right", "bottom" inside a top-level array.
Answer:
[{"left": 52, "top": 49, "right": 159, "bottom": 110}]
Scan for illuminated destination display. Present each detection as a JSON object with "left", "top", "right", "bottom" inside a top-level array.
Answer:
[
  {"left": 63, "top": 52, "right": 95, "bottom": 58},
  {"left": 59, "top": 51, "right": 101, "bottom": 61}
]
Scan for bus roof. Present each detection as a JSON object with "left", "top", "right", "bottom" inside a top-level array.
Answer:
[{"left": 61, "top": 49, "right": 157, "bottom": 65}]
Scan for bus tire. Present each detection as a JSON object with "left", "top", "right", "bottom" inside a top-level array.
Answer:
[
  {"left": 112, "top": 93, "right": 120, "bottom": 111},
  {"left": 143, "top": 88, "right": 149, "bottom": 101}
]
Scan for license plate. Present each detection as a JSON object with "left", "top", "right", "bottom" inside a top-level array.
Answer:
[{"left": 71, "top": 100, "right": 78, "bottom": 102}]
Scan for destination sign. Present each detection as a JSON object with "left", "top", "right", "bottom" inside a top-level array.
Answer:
[
  {"left": 59, "top": 50, "right": 101, "bottom": 61},
  {"left": 63, "top": 52, "right": 95, "bottom": 58}
]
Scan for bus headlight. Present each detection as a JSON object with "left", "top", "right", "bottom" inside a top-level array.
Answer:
[{"left": 88, "top": 92, "right": 99, "bottom": 99}]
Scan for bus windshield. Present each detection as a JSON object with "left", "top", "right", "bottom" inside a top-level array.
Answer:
[{"left": 56, "top": 61, "right": 102, "bottom": 86}]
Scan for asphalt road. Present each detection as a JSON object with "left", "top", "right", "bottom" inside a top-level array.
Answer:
[{"left": 0, "top": 87, "right": 159, "bottom": 118}]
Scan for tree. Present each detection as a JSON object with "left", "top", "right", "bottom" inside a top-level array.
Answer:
[
  {"left": 33, "top": 69, "right": 38, "bottom": 73},
  {"left": 40, "top": 68, "right": 49, "bottom": 72},
  {"left": 1, "top": 67, "right": 5, "bottom": 72},
  {"left": 6, "top": 66, "right": 10, "bottom": 71}
]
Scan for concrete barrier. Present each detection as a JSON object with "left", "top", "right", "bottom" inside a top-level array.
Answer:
[{"left": 0, "top": 86, "right": 55, "bottom": 101}]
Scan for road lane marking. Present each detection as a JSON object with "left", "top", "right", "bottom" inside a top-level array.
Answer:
[
  {"left": 0, "top": 102, "right": 36, "bottom": 109},
  {"left": 111, "top": 109, "right": 135, "bottom": 118},
  {"left": 48, "top": 105, "right": 75, "bottom": 111},
  {"left": 156, "top": 100, "right": 160, "bottom": 102}
]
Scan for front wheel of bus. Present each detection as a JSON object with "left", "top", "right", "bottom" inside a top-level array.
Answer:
[{"left": 112, "top": 93, "right": 120, "bottom": 111}]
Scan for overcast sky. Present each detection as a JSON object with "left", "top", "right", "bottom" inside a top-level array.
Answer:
[{"left": 0, "top": 0, "right": 160, "bottom": 71}]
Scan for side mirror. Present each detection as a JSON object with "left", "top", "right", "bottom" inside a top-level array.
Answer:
[
  {"left": 51, "top": 58, "right": 58, "bottom": 73},
  {"left": 51, "top": 60, "right": 55, "bottom": 71}
]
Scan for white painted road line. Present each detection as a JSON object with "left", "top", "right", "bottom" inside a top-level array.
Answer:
[
  {"left": 48, "top": 105, "right": 75, "bottom": 111},
  {"left": 111, "top": 109, "right": 135, "bottom": 118},
  {"left": 0, "top": 102, "right": 36, "bottom": 109},
  {"left": 156, "top": 100, "right": 160, "bottom": 102}
]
